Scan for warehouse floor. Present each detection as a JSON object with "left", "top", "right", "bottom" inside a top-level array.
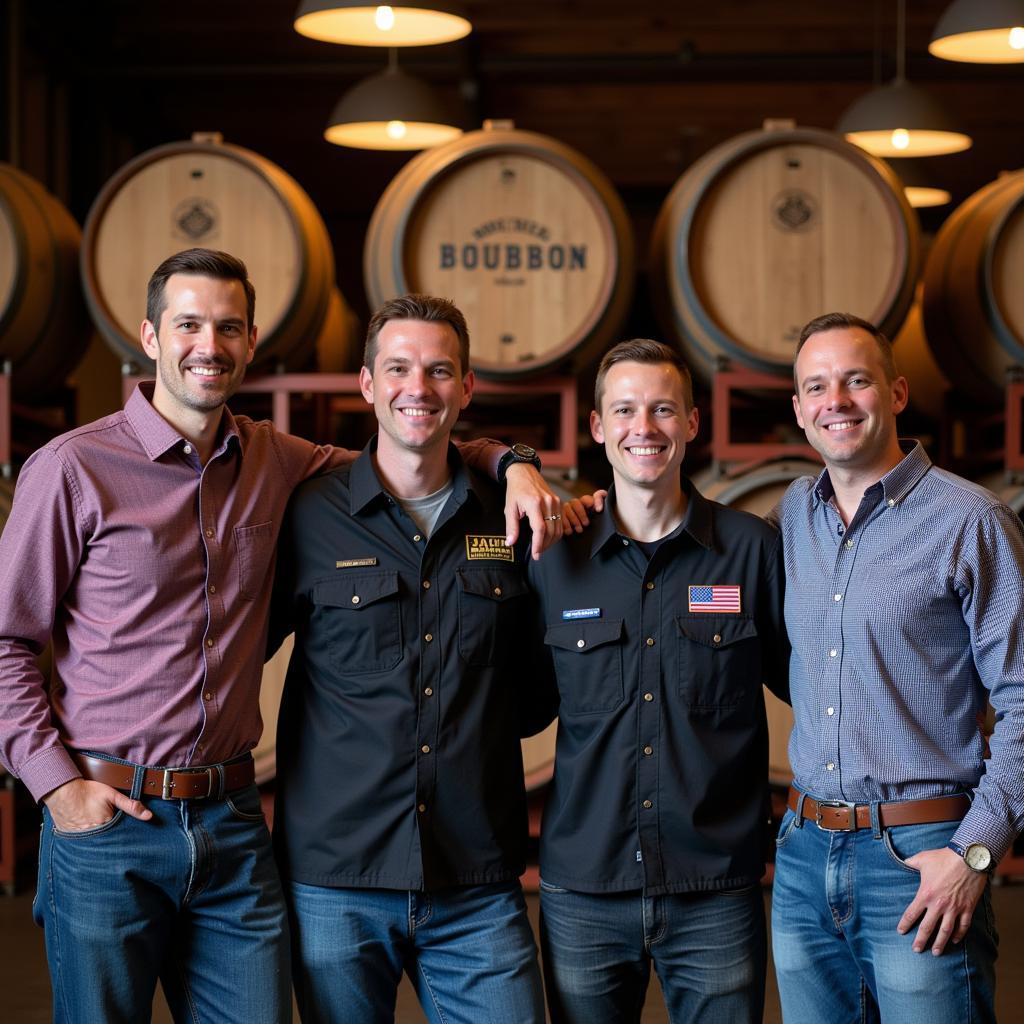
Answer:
[{"left": 3, "top": 885, "right": 1024, "bottom": 1022}]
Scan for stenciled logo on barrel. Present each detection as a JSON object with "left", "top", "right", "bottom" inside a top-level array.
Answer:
[
  {"left": 771, "top": 190, "right": 817, "bottom": 233},
  {"left": 172, "top": 198, "right": 219, "bottom": 242},
  {"left": 437, "top": 218, "right": 589, "bottom": 285}
]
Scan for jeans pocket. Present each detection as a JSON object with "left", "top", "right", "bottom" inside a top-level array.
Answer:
[
  {"left": 52, "top": 809, "right": 125, "bottom": 839},
  {"left": 882, "top": 824, "right": 939, "bottom": 875},
  {"left": 226, "top": 785, "right": 267, "bottom": 822},
  {"left": 774, "top": 808, "right": 798, "bottom": 850}
]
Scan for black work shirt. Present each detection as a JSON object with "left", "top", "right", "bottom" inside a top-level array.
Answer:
[
  {"left": 271, "top": 440, "right": 546, "bottom": 891},
  {"left": 528, "top": 479, "right": 789, "bottom": 895}
]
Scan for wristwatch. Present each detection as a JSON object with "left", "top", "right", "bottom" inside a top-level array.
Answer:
[
  {"left": 947, "top": 840, "right": 993, "bottom": 874},
  {"left": 496, "top": 442, "right": 542, "bottom": 481}
]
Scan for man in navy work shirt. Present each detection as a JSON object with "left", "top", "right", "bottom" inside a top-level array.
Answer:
[
  {"left": 528, "top": 339, "right": 789, "bottom": 1023},
  {"left": 772, "top": 311, "right": 1024, "bottom": 1023},
  {"left": 270, "top": 294, "right": 553, "bottom": 1024}
]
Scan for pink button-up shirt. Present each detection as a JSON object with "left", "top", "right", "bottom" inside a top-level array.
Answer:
[{"left": 0, "top": 383, "right": 497, "bottom": 801}]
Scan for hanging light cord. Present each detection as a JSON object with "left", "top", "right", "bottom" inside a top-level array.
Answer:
[{"left": 896, "top": 0, "right": 906, "bottom": 83}]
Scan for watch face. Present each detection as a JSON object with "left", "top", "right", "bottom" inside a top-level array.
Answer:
[
  {"left": 965, "top": 844, "right": 992, "bottom": 872},
  {"left": 511, "top": 442, "right": 537, "bottom": 459}
]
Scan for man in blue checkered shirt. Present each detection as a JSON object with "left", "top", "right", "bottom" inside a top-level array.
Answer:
[{"left": 771, "top": 311, "right": 1024, "bottom": 1023}]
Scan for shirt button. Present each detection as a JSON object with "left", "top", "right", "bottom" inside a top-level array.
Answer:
[
  {"left": 887, "top": 498, "right": 896, "bottom": 507},
  {"left": 845, "top": 539, "right": 854, "bottom": 549},
  {"left": 413, "top": 534, "right": 422, "bottom": 542},
  {"left": 577, "top": 639, "right": 586, "bottom": 649},
  {"left": 493, "top": 587, "right": 502, "bottom": 596},
  {"left": 206, "top": 637, "right": 214, "bottom": 647},
  {"left": 418, "top": 804, "right": 426, "bottom": 813},
  {"left": 205, "top": 528, "right": 214, "bottom": 539},
  {"left": 829, "top": 649, "right": 837, "bottom": 658},
  {"left": 422, "top": 580, "right": 431, "bottom": 590},
  {"left": 646, "top": 582, "right": 655, "bottom": 591},
  {"left": 826, "top": 762, "right": 835, "bottom": 771},
  {"left": 421, "top": 745, "right": 430, "bottom": 754},
  {"left": 643, "top": 692, "right": 654, "bottom": 702},
  {"left": 424, "top": 687, "right": 433, "bottom": 696},
  {"left": 643, "top": 745, "right": 653, "bottom": 756},
  {"left": 351, "top": 595, "right": 360, "bottom": 605},
  {"left": 713, "top": 634, "right": 721, "bottom": 644},
  {"left": 645, "top": 637, "right": 655, "bottom": 647},
  {"left": 834, "top": 593, "right": 842, "bottom": 602},
  {"left": 208, "top": 584, "right": 216, "bottom": 594},
  {"left": 642, "top": 799, "right": 653, "bottom": 809},
  {"left": 183, "top": 443, "right": 193, "bottom": 454},
  {"left": 424, "top": 633, "right": 433, "bottom": 642},
  {"left": 622, "top": 538, "right": 629, "bottom": 546},
  {"left": 827, "top": 707, "right": 835, "bottom": 716},
  {"left": 204, "top": 691, "right": 212, "bottom": 701}
]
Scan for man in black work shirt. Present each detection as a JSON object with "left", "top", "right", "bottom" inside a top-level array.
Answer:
[
  {"left": 271, "top": 295, "right": 550, "bottom": 1024},
  {"left": 529, "top": 339, "right": 789, "bottom": 1024}
]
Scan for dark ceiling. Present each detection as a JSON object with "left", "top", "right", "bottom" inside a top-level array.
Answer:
[{"left": 6, "top": 0, "right": 1024, "bottom": 318}]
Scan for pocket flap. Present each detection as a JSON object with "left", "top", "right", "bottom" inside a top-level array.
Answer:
[
  {"left": 545, "top": 618, "right": 624, "bottom": 653},
  {"left": 456, "top": 568, "right": 529, "bottom": 602},
  {"left": 675, "top": 616, "right": 757, "bottom": 648},
  {"left": 313, "top": 571, "right": 399, "bottom": 609}
]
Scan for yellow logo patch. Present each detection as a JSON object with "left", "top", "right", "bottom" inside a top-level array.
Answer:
[{"left": 465, "top": 535, "right": 514, "bottom": 562}]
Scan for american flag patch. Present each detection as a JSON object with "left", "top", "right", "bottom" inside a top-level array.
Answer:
[{"left": 688, "top": 585, "right": 741, "bottom": 613}]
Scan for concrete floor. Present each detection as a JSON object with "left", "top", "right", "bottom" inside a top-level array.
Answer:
[{"left": 4, "top": 884, "right": 1024, "bottom": 1022}]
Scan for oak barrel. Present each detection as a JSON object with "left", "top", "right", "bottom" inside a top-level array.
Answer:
[
  {"left": 364, "top": 125, "right": 635, "bottom": 379},
  {"left": 81, "top": 138, "right": 342, "bottom": 371},
  {"left": 650, "top": 125, "right": 919, "bottom": 383},
  {"left": 0, "top": 164, "right": 89, "bottom": 395},
  {"left": 922, "top": 171, "right": 1024, "bottom": 403},
  {"left": 692, "top": 459, "right": 821, "bottom": 783}
]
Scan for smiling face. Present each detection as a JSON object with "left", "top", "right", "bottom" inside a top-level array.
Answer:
[
  {"left": 591, "top": 360, "right": 698, "bottom": 493},
  {"left": 359, "top": 318, "right": 474, "bottom": 460},
  {"left": 792, "top": 326, "right": 908, "bottom": 481},
  {"left": 140, "top": 273, "right": 256, "bottom": 418}
]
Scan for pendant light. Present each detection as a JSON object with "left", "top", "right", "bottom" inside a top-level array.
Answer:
[
  {"left": 930, "top": 0, "right": 1024, "bottom": 63},
  {"left": 324, "top": 50, "right": 463, "bottom": 150},
  {"left": 295, "top": 2, "right": 471, "bottom": 47},
  {"left": 887, "top": 159, "right": 952, "bottom": 208},
  {"left": 837, "top": 0, "right": 972, "bottom": 157}
]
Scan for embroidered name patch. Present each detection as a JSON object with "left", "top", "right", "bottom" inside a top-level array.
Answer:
[
  {"left": 336, "top": 557, "right": 378, "bottom": 569},
  {"left": 688, "top": 584, "right": 741, "bottom": 613},
  {"left": 562, "top": 607, "right": 601, "bottom": 620},
  {"left": 465, "top": 535, "right": 514, "bottom": 562}
]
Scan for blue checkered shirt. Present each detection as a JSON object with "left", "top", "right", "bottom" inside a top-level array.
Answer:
[{"left": 778, "top": 442, "right": 1024, "bottom": 860}]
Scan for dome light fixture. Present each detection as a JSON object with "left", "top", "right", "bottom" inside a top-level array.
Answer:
[
  {"left": 295, "top": 2, "right": 471, "bottom": 47},
  {"left": 887, "top": 159, "right": 952, "bottom": 208},
  {"left": 929, "top": 0, "right": 1024, "bottom": 63}
]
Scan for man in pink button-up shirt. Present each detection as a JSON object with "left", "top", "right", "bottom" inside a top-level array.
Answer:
[{"left": 0, "top": 248, "right": 565, "bottom": 1024}]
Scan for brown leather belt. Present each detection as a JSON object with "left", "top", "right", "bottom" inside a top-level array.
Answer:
[
  {"left": 73, "top": 752, "right": 254, "bottom": 801},
  {"left": 788, "top": 787, "right": 970, "bottom": 832}
]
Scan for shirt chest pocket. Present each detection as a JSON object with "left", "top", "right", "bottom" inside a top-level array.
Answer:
[
  {"left": 544, "top": 619, "right": 625, "bottom": 715},
  {"left": 312, "top": 572, "right": 402, "bottom": 674},
  {"left": 234, "top": 521, "right": 274, "bottom": 601},
  {"left": 457, "top": 569, "right": 529, "bottom": 667},
  {"left": 676, "top": 615, "right": 760, "bottom": 709}
]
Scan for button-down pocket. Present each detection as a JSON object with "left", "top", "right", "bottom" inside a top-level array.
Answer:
[
  {"left": 457, "top": 568, "right": 529, "bottom": 667},
  {"left": 313, "top": 572, "right": 402, "bottom": 673},
  {"left": 544, "top": 619, "right": 625, "bottom": 714},
  {"left": 676, "top": 615, "right": 759, "bottom": 708},
  {"left": 234, "top": 520, "right": 274, "bottom": 601}
]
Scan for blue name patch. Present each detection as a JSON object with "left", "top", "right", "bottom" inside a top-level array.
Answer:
[{"left": 562, "top": 607, "right": 601, "bottom": 620}]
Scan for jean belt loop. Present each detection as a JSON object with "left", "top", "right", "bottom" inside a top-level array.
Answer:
[
  {"left": 794, "top": 790, "right": 807, "bottom": 829},
  {"left": 213, "top": 763, "right": 226, "bottom": 800},
  {"left": 130, "top": 764, "right": 146, "bottom": 801},
  {"left": 869, "top": 800, "right": 882, "bottom": 839}
]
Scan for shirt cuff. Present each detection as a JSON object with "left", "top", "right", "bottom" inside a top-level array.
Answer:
[
  {"left": 16, "top": 745, "right": 82, "bottom": 804},
  {"left": 950, "top": 808, "right": 1015, "bottom": 866}
]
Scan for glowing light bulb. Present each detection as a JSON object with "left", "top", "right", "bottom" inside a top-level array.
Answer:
[
  {"left": 375, "top": 6, "right": 395, "bottom": 31},
  {"left": 1010, "top": 26, "right": 1024, "bottom": 50},
  {"left": 386, "top": 120, "right": 408, "bottom": 140},
  {"left": 891, "top": 128, "right": 910, "bottom": 151}
]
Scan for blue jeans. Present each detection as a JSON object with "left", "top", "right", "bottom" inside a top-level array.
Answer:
[
  {"left": 539, "top": 881, "right": 766, "bottom": 1024},
  {"left": 771, "top": 805, "right": 998, "bottom": 1024},
  {"left": 33, "top": 771, "right": 289, "bottom": 1024},
  {"left": 287, "top": 879, "right": 545, "bottom": 1024}
]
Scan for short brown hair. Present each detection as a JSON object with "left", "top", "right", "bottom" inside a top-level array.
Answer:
[
  {"left": 147, "top": 248, "right": 256, "bottom": 333},
  {"left": 364, "top": 294, "right": 470, "bottom": 373},
  {"left": 796, "top": 312, "right": 898, "bottom": 384},
  {"left": 594, "top": 339, "right": 694, "bottom": 412}
]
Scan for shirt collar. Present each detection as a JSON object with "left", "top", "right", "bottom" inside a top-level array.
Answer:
[
  {"left": 349, "top": 436, "right": 475, "bottom": 516},
  {"left": 123, "top": 381, "right": 241, "bottom": 462},
  {"left": 589, "top": 476, "right": 714, "bottom": 558},
  {"left": 812, "top": 440, "right": 931, "bottom": 509}
]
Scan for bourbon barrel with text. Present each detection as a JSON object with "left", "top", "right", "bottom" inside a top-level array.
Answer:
[
  {"left": 81, "top": 138, "right": 345, "bottom": 371},
  {"left": 922, "top": 171, "right": 1024, "bottom": 404},
  {"left": 650, "top": 125, "right": 919, "bottom": 383},
  {"left": 0, "top": 164, "right": 89, "bottom": 396},
  {"left": 692, "top": 459, "right": 821, "bottom": 783},
  {"left": 364, "top": 124, "right": 634, "bottom": 378}
]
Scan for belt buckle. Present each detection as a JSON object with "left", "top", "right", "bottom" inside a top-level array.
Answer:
[
  {"left": 161, "top": 767, "right": 214, "bottom": 800},
  {"left": 815, "top": 800, "right": 857, "bottom": 831}
]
